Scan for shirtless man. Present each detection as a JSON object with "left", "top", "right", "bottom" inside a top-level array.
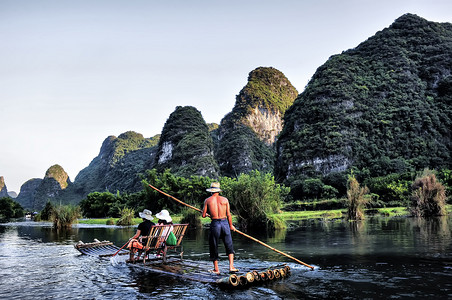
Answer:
[{"left": 202, "top": 182, "right": 238, "bottom": 275}]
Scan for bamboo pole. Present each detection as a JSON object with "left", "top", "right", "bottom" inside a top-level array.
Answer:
[
  {"left": 148, "top": 184, "right": 315, "bottom": 270},
  {"left": 111, "top": 239, "right": 130, "bottom": 257}
]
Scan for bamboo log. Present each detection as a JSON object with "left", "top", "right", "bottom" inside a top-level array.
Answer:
[
  {"left": 266, "top": 269, "right": 275, "bottom": 280},
  {"left": 259, "top": 272, "right": 268, "bottom": 281},
  {"left": 245, "top": 272, "right": 254, "bottom": 283},
  {"left": 238, "top": 275, "right": 248, "bottom": 286},
  {"left": 273, "top": 269, "right": 281, "bottom": 279},
  {"left": 279, "top": 268, "right": 286, "bottom": 278},
  {"left": 252, "top": 270, "right": 261, "bottom": 282},
  {"left": 216, "top": 274, "right": 239, "bottom": 287}
]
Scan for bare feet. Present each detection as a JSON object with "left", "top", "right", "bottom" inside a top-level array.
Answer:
[{"left": 209, "top": 269, "right": 221, "bottom": 275}]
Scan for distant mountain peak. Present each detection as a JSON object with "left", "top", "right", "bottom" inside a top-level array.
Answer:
[{"left": 45, "top": 164, "right": 70, "bottom": 189}]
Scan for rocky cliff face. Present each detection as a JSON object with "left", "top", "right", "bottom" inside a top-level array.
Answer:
[
  {"left": 215, "top": 67, "right": 297, "bottom": 177},
  {"left": 15, "top": 178, "right": 43, "bottom": 210},
  {"left": 0, "top": 176, "right": 8, "bottom": 198}
]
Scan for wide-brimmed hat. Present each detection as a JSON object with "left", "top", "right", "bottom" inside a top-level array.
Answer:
[
  {"left": 139, "top": 209, "right": 154, "bottom": 220},
  {"left": 155, "top": 209, "right": 172, "bottom": 223},
  {"left": 206, "top": 182, "right": 222, "bottom": 193}
]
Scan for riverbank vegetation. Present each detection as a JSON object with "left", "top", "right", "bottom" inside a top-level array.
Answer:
[
  {"left": 0, "top": 197, "right": 24, "bottom": 222},
  {"left": 29, "top": 167, "right": 451, "bottom": 230}
]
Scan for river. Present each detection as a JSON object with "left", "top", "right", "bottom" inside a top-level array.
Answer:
[{"left": 0, "top": 216, "right": 451, "bottom": 299}]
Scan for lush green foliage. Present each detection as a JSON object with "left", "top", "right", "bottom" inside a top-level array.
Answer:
[
  {"left": 79, "top": 191, "right": 127, "bottom": 218},
  {"left": 409, "top": 169, "right": 447, "bottom": 217},
  {"left": 220, "top": 170, "right": 289, "bottom": 229},
  {"left": 35, "top": 201, "right": 55, "bottom": 221},
  {"left": 289, "top": 177, "right": 338, "bottom": 200},
  {"left": 346, "top": 176, "right": 370, "bottom": 220},
  {"left": 0, "top": 197, "right": 24, "bottom": 222},
  {"left": 51, "top": 205, "right": 81, "bottom": 229},
  {"left": 363, "top": 172, "right": 414, "bottom": 206}
]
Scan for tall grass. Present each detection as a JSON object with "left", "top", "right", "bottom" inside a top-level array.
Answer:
[
  {"left": 409, "top": 169, "right": 447, "bottom": 217},
  {"left": 116, "top": 208, "right": 135, "bottom": 226},
  {"left": 346, "top": 175, "right": 369, "bottom": 220},
  {"left": 51, "top": 205, "right": 81, "bottom": 229}
]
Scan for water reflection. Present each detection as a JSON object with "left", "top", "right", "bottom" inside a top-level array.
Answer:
[{"left": 409, "top": 216, "right": 451, "bottom": 254}]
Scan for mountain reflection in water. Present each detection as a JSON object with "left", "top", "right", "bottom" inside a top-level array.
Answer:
[{"left": 0, "top": 216, "right": 451, "bottom": 299}]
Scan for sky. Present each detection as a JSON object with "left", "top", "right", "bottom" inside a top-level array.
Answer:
[{"left": 1, "top": 0, "right": 451, "bottom": 193}]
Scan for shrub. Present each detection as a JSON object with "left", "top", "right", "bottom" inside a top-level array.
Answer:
[
  {"left": 409, "top": 169, "right": 447, "bottom": 217},
  {"left": 346, "top": 175, "right": 369, "bottom": 220},
  {"left": 106, "top": 218, "right": 115, "bottom": 225},
  {"left": 51, "top": 205, "right": 81, "bottom": 229}
]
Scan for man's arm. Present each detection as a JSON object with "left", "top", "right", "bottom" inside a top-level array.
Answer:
[
  {"left": 202, "top": 199, "right": 208, "bottom": 218},
  {"left": 226, "top": 200, "right": 235, "bottom": 231}
]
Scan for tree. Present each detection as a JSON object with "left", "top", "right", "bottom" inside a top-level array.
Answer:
[{"left": 0, "top": 197, "right": 24, "bottom": 222}]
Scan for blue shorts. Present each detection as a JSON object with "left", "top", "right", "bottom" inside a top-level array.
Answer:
[{"left": 209, "top": 219, "right": 235, "bottom": 261}]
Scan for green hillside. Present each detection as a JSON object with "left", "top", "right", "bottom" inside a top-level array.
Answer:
[
  {"left": 156, "top": 106, "right": 219, "bottom": 178},
  {"left": 276, "top": 14, "right": 452, "bottom": 188}
]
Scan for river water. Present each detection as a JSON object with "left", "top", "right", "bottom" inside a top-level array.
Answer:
[{"left": 0, "top": 216, "right": 451, "bottom": 299}]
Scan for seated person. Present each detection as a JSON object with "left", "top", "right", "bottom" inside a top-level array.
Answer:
[
  {"left": 155, "top": 209, "right": 176, "bottom": 256},
  {"left": 156, "top": 209, "right": 173, "bottom": 225},
  {"left": 127, "top": 209, "right": 155, "bottom": 262}
]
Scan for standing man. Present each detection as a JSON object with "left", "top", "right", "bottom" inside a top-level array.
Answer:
[{"left": 202, "top": 182, "right": 239, "bottom": 275}]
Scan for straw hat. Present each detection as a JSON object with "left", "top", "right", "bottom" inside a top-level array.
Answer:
[
  {"left": 206, "top": 182, "right": 222, "bottom": 193},
  {"left": 139, "top": 209, "right": 154, "bottom": 220},
  {"left": 155, "top": 209, "right": 172, "bottom": 223}
]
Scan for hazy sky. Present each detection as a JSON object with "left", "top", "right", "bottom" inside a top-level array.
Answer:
[{"left": 1, "top": 0, "right": 451, "bottom": 193}]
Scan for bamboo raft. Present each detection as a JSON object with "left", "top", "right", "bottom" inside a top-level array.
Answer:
[{"left": 74, "top": 239, "right": 291, "bottom": 288}]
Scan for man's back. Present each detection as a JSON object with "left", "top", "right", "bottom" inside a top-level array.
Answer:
[{"left": 204, "top": 194, "right": 229, "bottom": 219}]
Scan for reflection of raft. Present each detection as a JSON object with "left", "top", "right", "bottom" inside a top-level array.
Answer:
[{"left": 75, "top": 239, "right": 291, "bottom": 288}]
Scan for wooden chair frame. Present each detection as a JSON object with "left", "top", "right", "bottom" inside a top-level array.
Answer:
[{"left": 139, "top": 224, "right": 189, "bottom": 263}]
